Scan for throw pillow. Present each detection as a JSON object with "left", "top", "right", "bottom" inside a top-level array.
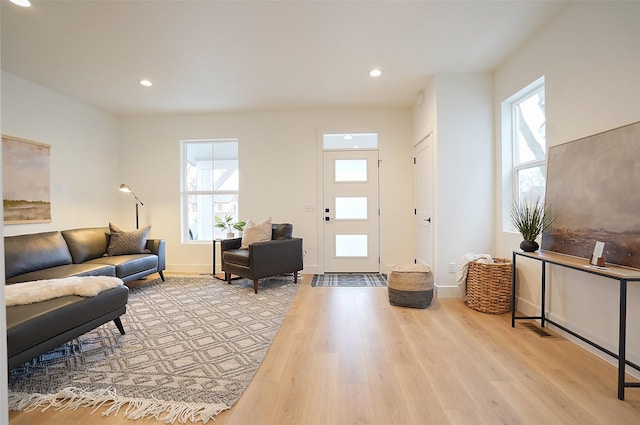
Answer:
[
  {"left": 107, "top": 222, "right": 151, "bottom": 256},
  {"left": 241, "top": 217, "right": 272, "bottom": 249}
]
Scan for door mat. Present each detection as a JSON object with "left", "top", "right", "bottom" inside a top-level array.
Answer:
[{"left": 311, "top": 273, "right": 387, "bottom": 287}]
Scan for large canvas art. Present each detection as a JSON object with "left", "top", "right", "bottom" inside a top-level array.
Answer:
[
  {"left": 2, "top": 135, "right": 52, "bottom": 224},
  {"left": 541, "top": 121, "right": 640, "bottom": 269}
]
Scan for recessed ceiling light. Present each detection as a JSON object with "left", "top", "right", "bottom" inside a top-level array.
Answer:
[
  {"left": 369, "top": 68, "right": 382, "bottom": 77},
  {"left": 139, "top": 79, "right": 153, "bottom": 87},
  {"left": 9, "top": 0, "right": 31, "bottom": 7}
]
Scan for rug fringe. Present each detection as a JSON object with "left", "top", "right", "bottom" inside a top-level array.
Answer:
[{"left": 8, "top": 387, "right": 229, "bottom": 423}]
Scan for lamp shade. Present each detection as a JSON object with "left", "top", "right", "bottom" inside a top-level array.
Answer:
[{"left": 119, "top": 184, "right": 143, "bottom": 229}]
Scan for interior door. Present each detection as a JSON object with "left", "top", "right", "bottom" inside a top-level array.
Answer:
[
  {"left": 415, "top": 138, "right": 434, "bottom": 268},
  {"left": 323, "top": 150, "right": 379, "bottom": 272}
]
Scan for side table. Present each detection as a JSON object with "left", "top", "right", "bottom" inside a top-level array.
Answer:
[{"left": 212, "top": 239, "right": 222, "bottom": 279}]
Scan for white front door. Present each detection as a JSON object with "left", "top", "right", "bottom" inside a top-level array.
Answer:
[
  {"left": 414, "top": 138, "right": 434, "bottom": 268},
  {"left": 323, "top": 150, "right": 379, "bottom": 272}
]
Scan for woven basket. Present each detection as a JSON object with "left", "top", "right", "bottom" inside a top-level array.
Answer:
[{"left": 466, "top": 257, "right": 512, "bottom": 314}]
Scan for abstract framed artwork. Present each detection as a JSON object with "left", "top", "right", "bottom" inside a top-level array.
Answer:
[
  {"left": 2, "top": 135, "right": 52, "bottom": 224},
  {"left": 541, "top": 121, "right": 640, "bottom": 269}
]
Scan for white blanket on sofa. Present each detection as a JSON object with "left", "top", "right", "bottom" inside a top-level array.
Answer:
[{"left": 5, "top": 276, "right": 124, "bottom": 307}]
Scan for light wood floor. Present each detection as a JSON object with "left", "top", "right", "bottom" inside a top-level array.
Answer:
[{"left": 9, "top": 274, "right": 640, "bottom": 424}]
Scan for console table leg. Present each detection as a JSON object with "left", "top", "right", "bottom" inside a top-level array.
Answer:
[
  {"left": 541, "top": 261, "right": 546, "bottom": 328},
  {"left": 618, "top": 279, "right": 628, "bottom": 400},
  {"left": 511, "top": 251, "right": 517, "bottom": 328}
]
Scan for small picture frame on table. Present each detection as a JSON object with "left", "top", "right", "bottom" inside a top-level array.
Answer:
[{"left": 590, "top": 241, "right": 606, "bottom": 267}]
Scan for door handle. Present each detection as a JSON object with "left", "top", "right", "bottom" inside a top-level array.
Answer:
[{"left": 424, "top": 217, "right": 431, "bottom": 223}]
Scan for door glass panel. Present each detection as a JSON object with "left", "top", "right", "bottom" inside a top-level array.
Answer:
[
  {"left": 335, "top": 159, "right": 367, "bottom": 182},
  {"left": 335, "top": 234, "right": 368, "bottom": 257},
  {"left": 335, "top": 197, "right": 367, "bottom": 219}
]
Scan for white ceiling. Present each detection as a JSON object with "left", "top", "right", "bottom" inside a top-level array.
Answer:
[{"left": 1, "top": 0, "right": 569, "bottom": 118}]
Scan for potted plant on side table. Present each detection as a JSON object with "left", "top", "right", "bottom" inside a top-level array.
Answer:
[
  {"left": 214, "top": 215, "right": 246, "bottom": 239},
  {"left": 510, "top": 196, "right": 558, "bottom": 252}
]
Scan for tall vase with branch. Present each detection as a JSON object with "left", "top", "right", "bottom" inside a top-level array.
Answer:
[{"left": 510, "top": 196, "right": 558, "bottom": 252}]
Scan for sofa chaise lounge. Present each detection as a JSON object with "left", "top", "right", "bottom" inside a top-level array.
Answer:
[{"left": 5, "top": 226, "right": 166, "bottom": 369}]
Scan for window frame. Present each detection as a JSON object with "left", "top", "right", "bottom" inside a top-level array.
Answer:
[
  {"left": 511, "top": 83, "right": 546, "bottom": 204},
  {"left": 180, "top": 139, "right": 239, "bottom": 243},
  {"left": 501, "top": 76, "right": 546, "bottom": 232}
]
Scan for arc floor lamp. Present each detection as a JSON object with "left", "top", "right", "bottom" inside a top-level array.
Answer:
[{"left": 119, "top": 184, "right": 144, "bottom": 229}]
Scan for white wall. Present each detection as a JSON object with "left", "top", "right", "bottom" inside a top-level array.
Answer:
[
  {"left": 0, "top": 56, "right": 9, "bottom": 425},
  {"left": 119, "top": 108, "right": 414, "bottom": 275},
  {"left": 494, "top": 2, "right": 640, "bottom": 368},
  {"left": 436, "top": 74, "right": 494, "bottom": 289},
  {"left": 1, "top": 73, "right": 120, "bottom": 417},
  {"left": 414, "top": 73, "right": 494, "bottom": 296},
  {"left": 1, "top": 72, "right": 122, "bottom": 236},
  {"left": 0, "top": 73, "right": 414, "bottom": 412}
]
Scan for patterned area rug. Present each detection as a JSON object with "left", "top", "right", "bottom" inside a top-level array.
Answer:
[
  {"left": 8, "top": 275, "right": 298, "bottom": 423},
  {"left": 311, "top": 273, "right": 387, "bottom": 287}
]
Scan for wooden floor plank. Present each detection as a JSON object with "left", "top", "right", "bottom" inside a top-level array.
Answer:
[{"left": 9, "top": 274, "right": 640, "bottom": 424}]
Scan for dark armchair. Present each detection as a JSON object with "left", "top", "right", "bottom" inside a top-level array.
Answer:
[{"left": 221, "top": 223, "right": 303, "bottom": 294}]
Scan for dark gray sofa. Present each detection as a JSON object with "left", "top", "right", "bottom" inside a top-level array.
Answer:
[
  {"left": 5, "top": 227, "right": 166, "bottom": 369},
  {"left": 5, "top": 227, "right": 165, "bottom": 284}
]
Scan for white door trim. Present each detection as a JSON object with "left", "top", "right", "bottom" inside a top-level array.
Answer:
[
  {"left": 322, "top": 149, "right": 380, "bottom": 273},
  {"left": 316, "top": 130, "right": 380, "bottom": 274}
]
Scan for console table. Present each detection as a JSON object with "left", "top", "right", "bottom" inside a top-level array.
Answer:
[{"left": 511, "top": 249, "right": 640, "bottom": 400}]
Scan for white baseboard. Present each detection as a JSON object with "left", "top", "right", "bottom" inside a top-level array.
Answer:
[
  {"left": 167, "top": 264, "right": 322, "bottom": 276},
  {"left": 436, "top": 284, "right": 462, "bottom": 299},
  {"left": 301, "top": 265, "right": 319, "bottom": 275},
  {"left": 167, "top": 264, "right": 213, "bottom": 274}
]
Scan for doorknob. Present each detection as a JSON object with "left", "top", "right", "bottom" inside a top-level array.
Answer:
[{"left": 424, "top": 217, "right": 431, "bottom": 223}]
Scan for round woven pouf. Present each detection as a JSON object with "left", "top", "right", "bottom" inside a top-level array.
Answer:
[{"left": 387, "top": 264, "right": 434, "bottom": 309}]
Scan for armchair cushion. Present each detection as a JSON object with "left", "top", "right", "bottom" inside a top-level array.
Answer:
[
  {"left": 241, "top": 217, "right": 272, "bottom": 249},
  {"left": 222, "top": 249, "right": 250, "bottom": 267}
]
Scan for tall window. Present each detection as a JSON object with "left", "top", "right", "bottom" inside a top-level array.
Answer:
[
  {"left": 502, "top": 77, "right": 546, "bottom": 232},
  {"left": 181, "top": 139, "right": 239, "bottom": 242},
  {"left": 510, "top": 78, "right": 546, "bottom": 204}
]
